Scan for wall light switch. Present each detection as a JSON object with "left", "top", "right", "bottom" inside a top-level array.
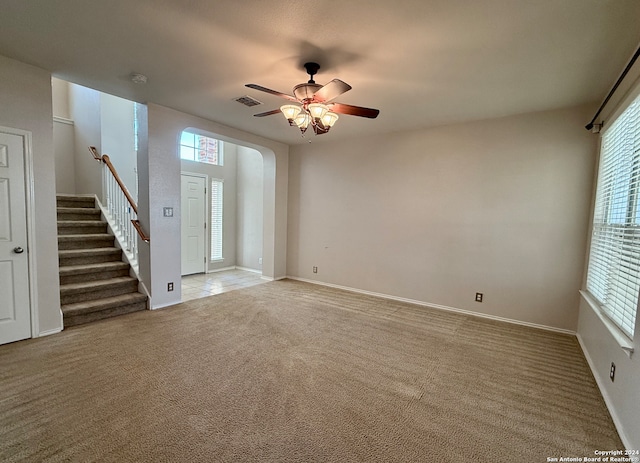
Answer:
[{"left": 163, "top": 207, "right": 173, "bottom": 217}]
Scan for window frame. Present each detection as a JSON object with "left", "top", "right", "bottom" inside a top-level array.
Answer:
[
  {"left": 210, "top": 178, "right": 224, "bottom": 262},
  {"left": 585, "top": 91, "right": 640, "bottom": 342},
  {"left": 179, "top": 130, "right": 224, "bottom": 166}
]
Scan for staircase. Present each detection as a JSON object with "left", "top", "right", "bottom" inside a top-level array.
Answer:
[{"left": 57, "top": 194, "right": 148, "bottom": 327}]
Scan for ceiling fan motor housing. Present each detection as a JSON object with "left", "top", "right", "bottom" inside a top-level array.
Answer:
[{"left": 293, "top": 83, "right": 322, "bottom": 101}]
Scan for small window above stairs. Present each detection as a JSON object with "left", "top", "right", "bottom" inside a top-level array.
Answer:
[{"left": 56, "top": 195, "right": 147, "bottom": 327}]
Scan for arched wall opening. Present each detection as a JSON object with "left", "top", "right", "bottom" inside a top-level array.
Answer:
[
  {"left": 178, "top": 127, "right": 265, "bottom": 277},
  {"left": 137, "top": 103, "right": 288, "bottom": 309}
]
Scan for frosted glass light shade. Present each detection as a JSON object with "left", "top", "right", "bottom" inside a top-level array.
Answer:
[
  {"left": 321, "top": 111, "right": 339, "bottom": 128},
  {"left": 307, "top": 103, "right": 328, "bottom": 119},
  {"left": 294, "top": 112, "right": 311, "bottom": 129},
  {"left": 280, "top": 104, "right": 301, "bottom": 121}
]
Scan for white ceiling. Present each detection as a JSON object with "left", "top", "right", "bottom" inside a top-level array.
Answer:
[{"left": 1, "top": 0, "right": 639, "bottom": 145}]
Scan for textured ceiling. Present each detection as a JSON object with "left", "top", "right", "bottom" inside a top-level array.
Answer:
[{"left": 0, "top": 0, "right": 639, "bottom": 145}]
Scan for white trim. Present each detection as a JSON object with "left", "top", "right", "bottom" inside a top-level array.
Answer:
[
  {"left": 0, "top": 127, "right": 52, "bottom": 338},
  {"left": 261, "top": 275, "right": 275, "bottom": 281},
  {"left": 576, "top": 333, "right": 632, "bottom": 449},
  {"left": 579, "top": 290, "right": 634, "bottom": 357},
  {"left": 235, "top": 266, "right": 262, "bottom": 274},
  {"left": 21, "top": 129, "right": 42, "bottom": 337},
  {"left": 207, "top": 265, "right": 236, "bottom": 273},
  {"left": 287, "top": 277, "right": 576, "bottom": 335},
  {"left": 37, "top": 327, "right": 63, "bottom": 337},
  {"left": 52, "top": 116, "right": 74, "bottom": 125},
  {"left": 149, "top": 301, "right": 180, "bottom": 310}
]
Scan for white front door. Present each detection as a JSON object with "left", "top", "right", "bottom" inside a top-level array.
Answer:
[
  {"left": 181, "top": 174, "right": 206, "bottom": 275},
  {"left": 0, "top": 129, "right": 31, "bottom": 345}
]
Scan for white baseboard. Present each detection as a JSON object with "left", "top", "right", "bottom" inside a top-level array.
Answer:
[
  {"left": 37, "top": 327, "right": 63, "bottom": 337},
  {"left": 150, "top": 301, "right": 182, "bottom": 310},
  {"left": 576, "top": 334, "right": 631, "bottom": 449},
  {"left": 286, "top": 276, "right": 576, "bottom": 336},
  {"left": 235, "top": 266, "right": 262, "bottom": 274},
  {"left": 207, "top": 266, "right": 236, "bottom": 273}
]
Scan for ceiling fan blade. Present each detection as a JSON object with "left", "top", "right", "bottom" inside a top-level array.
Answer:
[
  {"left": 245, "top": 84, "right": 298, "bottom": 102},
  {"left": 329, "top": 103, "right": 380, "bottom": 119},
  {"left": 253, "top": 109, "right": 283, "bottom": 117},
  {"left": 313, "top": 79, "right": 352, "bottom": 103}
]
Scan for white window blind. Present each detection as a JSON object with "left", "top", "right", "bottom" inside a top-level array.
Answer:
[
  {"left": 211, "top": 179, "right": 224, "bottom": 261},
  {"left": 586, "top": 92, "right": 640, "bottom": 339}
]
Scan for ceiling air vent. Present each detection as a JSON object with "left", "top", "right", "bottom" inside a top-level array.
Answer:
[{"left": 234, "top": 95, "right": 262, "bottom": 107}]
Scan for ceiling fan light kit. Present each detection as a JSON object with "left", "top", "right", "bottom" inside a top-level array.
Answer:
[{"left": 246, "top": 62, "right": 379, "bottom": 136}]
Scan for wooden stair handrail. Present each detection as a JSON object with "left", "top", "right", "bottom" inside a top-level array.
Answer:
[
  {"left": 101, "top": 154, "right": 138, "bottom": 214},
  {"left": 131, "top": 220, "right": 150, "bottom": 243},
  {"left": 88, "top": 146, "right": 149, "bottom": 243}
]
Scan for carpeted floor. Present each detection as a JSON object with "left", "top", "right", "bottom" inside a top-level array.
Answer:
[{"left": 0, "top": 279, "right": 622, "bottom": 462}]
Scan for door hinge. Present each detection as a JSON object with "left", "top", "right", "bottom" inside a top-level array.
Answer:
[{"left": 204, "top": 222, "right": 206, "bottom": 229}]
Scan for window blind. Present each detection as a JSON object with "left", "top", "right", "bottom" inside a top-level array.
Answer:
[
  {"left": 211, "top": 179, "right": 224, "bottom": 261},
  {"left": 586, "top": 93, "right": 640, "bottom": 339}
]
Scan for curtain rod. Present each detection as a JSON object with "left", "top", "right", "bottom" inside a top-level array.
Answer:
[{"left": 586, "top": 44, "right": 640, "bottom": 131}]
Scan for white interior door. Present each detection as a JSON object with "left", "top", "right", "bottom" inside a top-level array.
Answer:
[
  {"left": 181, "top": 174, "right": 206, "bottom": 275},
  {"left": 0, "top": 129, "right": 31, "bottom": 345}
]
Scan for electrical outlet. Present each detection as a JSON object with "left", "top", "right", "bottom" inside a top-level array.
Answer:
[
  {"left": 313, "top": 266, "right": 318, "bottom": 274},
  {"left": 259, "top": 257, "right": 263, "bottom": 265},
  {"left": 475, "top": 292, "right": 483, "bottom": 303},
  {"left": 167, "top": 282, "right": 174, "bottom": 292},
  {"left": 610, "top": 362, "right": 616, "bottom": 382}
]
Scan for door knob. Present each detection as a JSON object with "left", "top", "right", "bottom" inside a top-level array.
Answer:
[{"left": 13, "top": 247, "right": 24, "bottom": 254}]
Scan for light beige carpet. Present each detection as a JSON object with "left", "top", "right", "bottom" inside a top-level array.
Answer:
[{"left": 0, "top": 280, "right": 622, "bottom": 462}]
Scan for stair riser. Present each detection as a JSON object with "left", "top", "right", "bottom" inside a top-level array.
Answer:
[
  {"left": 60, "top": 281, "right": 139, "bottom": 305},
  {"left": 63, "top": 301, "right": 146, "bottom": 327},
  {"left": 56, "top": 199, "right": 96, "bottom": 209},
  {"left": 60, "top": 268, "right": 130, "bottom": 285},
  {"left": 59, "top": 252, "right": 122, "bottom": 267},
  {"left": 57, "top": 211, "right": 102, "bottom": 221},
  {"left": 57, "top": 224, "right": 108, "bottom": 235},
  {"left": 58, "top": 237, "right": 115, "bottom": 250}
]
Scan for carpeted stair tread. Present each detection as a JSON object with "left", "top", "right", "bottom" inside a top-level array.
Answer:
[
  {"left": 56, "top": 195, "right": 96, "bottom": 208},
  {"left": 58, "top": 234, "right": 115, "bottom": 250},
  {"left": 60, "top": 276, "right": 137, "bottom": 294},
  {"left": 56, "top": 207, "right": 102, "bottom": 219},
  {"left": 58, "top": 233, "right": 113, "bottom": 239},
  {"left": 57, "top": 220, "right": 105, "bottom": 226},
  {"left": 59, "top": 261, "right": 130, "bottom": 276},
  {"left": 61, "top": 292, "right": 147, "bottom": 316},
  {"left": 56, "top": 206, "right": 99, "bottom": 212},
  {"left": 58, "top": 247, "right": 122, "bottom": 257},
  {"left": 59, "top": 276, "right": 139, "bottom": 305}
]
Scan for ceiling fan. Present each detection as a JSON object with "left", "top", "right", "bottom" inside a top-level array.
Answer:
[{"left": 245, "top": 62, "right": 380, "bottom": 135}]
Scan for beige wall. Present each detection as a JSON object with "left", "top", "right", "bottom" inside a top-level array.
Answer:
[
  {"left": 0, "top": 54, "right": 62, "bottom": 334},
  {"left": 288, "top": 105, "right": 596, "bottom": 331},
  {"left": 236, "top": 146, "right": 264, "bottom": 271},
  {"left": 68, "top": 83, "right": 101, "bottom": 197}
]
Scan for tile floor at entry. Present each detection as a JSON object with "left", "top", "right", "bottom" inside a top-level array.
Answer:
[{"left": 181, "top": 268, "right": 266, "bottom": 302}]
